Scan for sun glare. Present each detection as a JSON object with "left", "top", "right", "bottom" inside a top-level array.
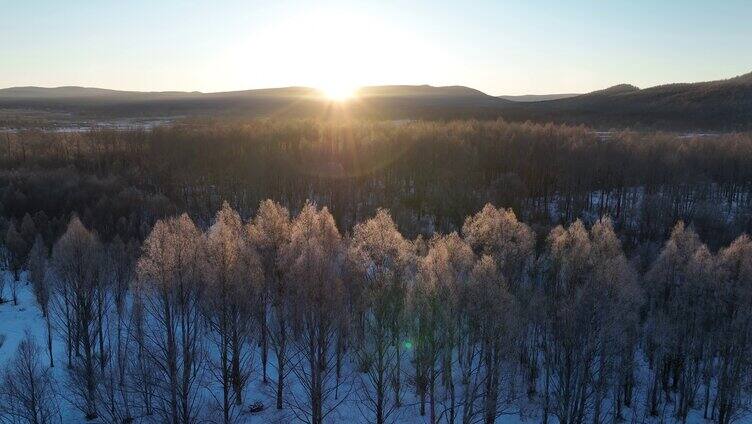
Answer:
[
  {"left": 321, "top": 84, "right": 358, "bottom": 101},
  {"left": 238, "top": 10, "right": 438, "bottom": 100}
]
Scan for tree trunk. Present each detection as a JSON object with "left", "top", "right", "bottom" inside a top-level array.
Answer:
[
  {"left": 261, "top": 303, "right": 268, "bottom": 384},
  {"left": 46, "top": 313, "right": 54, "bottom": 368},
  {"left": 276, "top": 322, "right": 286, "bottom": 410}
]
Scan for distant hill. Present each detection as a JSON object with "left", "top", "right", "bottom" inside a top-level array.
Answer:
[
  {"left": 358, "top": 85, "right": 488, "bottom": 98},
  {"left": 0, "top": 84, "right": 507, "bottom": 120},
  {"left": 2, "top": 72, "right": 752, "bottom": 129},
  {"left": 498, "top": 93, "right": 580, "bottom": 102},
  {"left": 0, "top": 86, "right": 124, "bottom": 98},
  {"left": 353, "top": 85, "right": 508, "bottom": 112},
  {"left": 586, "top": 84, "right": 640, "bottom": 96},
  {"left": 0, "top": 84, "right": 492, "bottom": 100},
  {"left": 0, "top": 86, "right": 201, "bottom": 99},
  {"left": 498, "top": 72, "right": 752, "bottom": 130},
  {"left": 0, "top": 84, "right": 494, "bottom": 102}
]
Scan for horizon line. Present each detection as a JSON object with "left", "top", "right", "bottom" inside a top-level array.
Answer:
[{"left": 1, "top": 69, "right": 751, "bottom": 97}]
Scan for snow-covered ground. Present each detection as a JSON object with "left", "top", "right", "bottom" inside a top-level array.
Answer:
[
  {"left": 0, "top": 273, "right": 741, "bottom": 423},
  {"left": 0, "top": 117, "right": 178, "bottom": 133},
  {"left": 0, "top": 276, "right": 418, "bottom": 423},
  {"left": 0, "top": 274, "right": 524, "bottom": 423},
  {"left": 0, "top": 273, "right": 81, "bottom": 422}
]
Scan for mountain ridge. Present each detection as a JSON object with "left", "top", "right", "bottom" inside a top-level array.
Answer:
[
  {"left": 498, "top": 93, "right": 581, "bottom": 102},
  {"left": 2, "top": 72, "right": 751, "bottom": 130},
  {"left": 0, "top": 84, "right": 493, "bottom": 99}
]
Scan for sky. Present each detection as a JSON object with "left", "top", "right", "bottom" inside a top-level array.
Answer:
[{"left": 1, "top": 0, "right": 751, "bottom": 95}]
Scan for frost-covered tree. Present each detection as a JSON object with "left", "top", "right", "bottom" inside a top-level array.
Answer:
[
  {"left": 462, "top": 204, "right": 534, "bottom": 288},
  {"left": 462, "top": 203, "right": 536, "bottom": 399},
  {"left": 247, "top": 199, "right": 291, "bottom": 409},
  {"left": 644, "top": 222, "right": 710, "bottom": 420},
  {"left": 202, "top": 202, "right": 261, "bottom": 422},
  {"left": 281, "top": 202, "right": 346, "bottom": 424},
  {"left": 50, "top": 217, "right": 103, "bottom": 419},
  {"left": 587, "top": 218, "right": 641, "bottom": 424},
  {"left": 347, "top": 209, "right": 414, "bottom": 424},
  {"left": 16, "top": 195, "right": 752, "bottom": 423},
  {"left": 712, "top": 235, "right": 752, "bottom": 424},
  {"left": 541, "top": 218, "right": 640, "bottom": 424},
  {"left": 136, "top": 214, "right": 205, "bottom": 424},
  {"left": 467, "top": 255, "right": 518, "bottom": 424},
  {"left": 413, "top": 232, "right": 475, "bottom": 424}
]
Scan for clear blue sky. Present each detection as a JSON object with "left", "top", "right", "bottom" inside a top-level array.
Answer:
[{"left": 2, "top": 0, "right": 751, "bottom": 95}]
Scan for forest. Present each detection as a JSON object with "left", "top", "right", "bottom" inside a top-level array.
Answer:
[
  {"left": 2, "top": 119, "right": 752, "bottom": 245},
  {"left": 1, "top": 118, "right": 752, "bottom": 423}
]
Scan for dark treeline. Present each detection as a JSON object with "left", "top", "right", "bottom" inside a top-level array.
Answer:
[
  {"left": 3, "top": 201, "right": 752, "bottom": 424},
  {"left": 2, "top": 119, "right": 752, "bottom": 254}
]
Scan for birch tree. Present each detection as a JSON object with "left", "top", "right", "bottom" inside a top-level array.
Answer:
[
  {"left": 282, "top": 202, "right": 346, "bottom": 424},
  {"left": 713, "top": 235, "right": 752, "bottom": 424},
  {"left": 50, "top": 216, "right": 103, "bottom": 420},
  {"left": 413, "top": 233, "right": 475, "bottom": 424},
  {"left": 202, "top": 202, "right": 261, "bottom": 422},
  {"left": 28, "top": 235, "right": 54, "bottom": 368},
  {"left": 136, "top": 214, "right": 205, "bottom": 424},
  {"left": 348, "top": 209, "right": 414, "bottom": 424},
  {"left": 247, "top": 199, "right": 291, "bottom": 409}
]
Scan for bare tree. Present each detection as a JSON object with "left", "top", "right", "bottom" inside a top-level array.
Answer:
[
  {"left": 28, "top": 234, "right": 54, "bottom": 368},
  {"left": 0, "top": 243, "right": 8, "bottom": 303},
  {"left": 95, "top": 237, "right": 139, "bottom": 424},
  {"left": 6, "top": 220, "right": 28, "bottom": 305},
  {"left": 0, "top": 332, "right": 60, "bottom": 424},
  {"left": 50, "top": 217, "right": 103, "bottom": 420},
  {"left": 130, "top": 284, "right": 158, "bottom": 419}
]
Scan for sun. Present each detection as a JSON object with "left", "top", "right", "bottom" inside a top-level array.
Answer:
[{"left": 320, "top": 83, "right": 358, "bottom": 101}]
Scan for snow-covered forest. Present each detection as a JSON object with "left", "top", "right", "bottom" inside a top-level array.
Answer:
[
  {"left": 1, "top": 119, "right": 752, "bottom": 423},
  {"left": 1, "top": 199, "right": 751, "bottom": 424}
]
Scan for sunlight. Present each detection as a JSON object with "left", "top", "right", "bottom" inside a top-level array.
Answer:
[
  {"left": 320, "top": 83, "right": 358, "bottom": 101},
  {"left": 233, "top": 9, "right": 441, "bottom": 95}
]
